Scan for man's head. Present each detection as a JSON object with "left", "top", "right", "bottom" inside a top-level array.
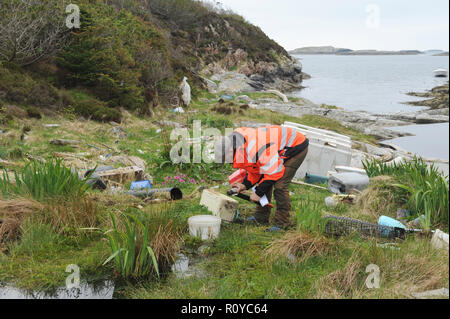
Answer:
[{"left": 214, "top": 132, "right": 245, "bottom": 164}]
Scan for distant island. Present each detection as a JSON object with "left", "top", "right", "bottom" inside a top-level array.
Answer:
[
  {"left": 289, "top": 46, "right": 352, "bottom": 55},
  {"left": 434, "top": 52, "right": 449, "bottom": 56},
  {"left": 289, "top": 46, "right": 423, "bottom": 55}
]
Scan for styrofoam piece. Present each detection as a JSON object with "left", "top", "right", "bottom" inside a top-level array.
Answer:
[
  {"left": 188, "top": 215, "right": 222, "bottom": 240},
  {"left": 334, "top": 166, "right": 368, "bottom": 176},
  {"left": 284, "top": 121, "right": 353, "bottom": 180},
  {"left": 284, "top": 124, "right": 351, "bottom": 151},
  {"left": 284, "top": 122, "right": 351, "bottom": 142},
  {"left": 200, "top": 189, "right": 238, "bottom": 222},
  {"left": 295, "top": 142, "right": 352, "bottom": 180},
  {"left": 431, "top": 229, "right": 449, "bottom": 251}
]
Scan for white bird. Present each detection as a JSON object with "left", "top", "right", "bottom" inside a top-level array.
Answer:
[{"left": 180, "top": 76, "right": 191, "bottom": 107}]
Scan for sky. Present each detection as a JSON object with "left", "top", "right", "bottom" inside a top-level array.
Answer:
[{"left": 216, "top": 0, "right": 449, "bottom": 51}]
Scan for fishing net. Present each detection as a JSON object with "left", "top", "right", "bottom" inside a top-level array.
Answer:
[{"left": 324, "top": 215, "right": 406, "bottom": 240}]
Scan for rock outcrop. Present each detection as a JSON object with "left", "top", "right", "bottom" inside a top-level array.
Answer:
[
  {"left": 406, "top": 83, "right": 449, "bottom": 110},
  {"left": 202, "top": 50, "right": 303, "bottom": 92}
]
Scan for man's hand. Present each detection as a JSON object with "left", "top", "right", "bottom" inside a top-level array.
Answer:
[
  {"left": 250, "top": 193, "right": 261, "bottom": 203},
  {"left": 231, "top": 182, "right": 246, "bottom": 193}
]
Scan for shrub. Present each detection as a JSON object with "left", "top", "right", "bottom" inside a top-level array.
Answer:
[
  {"left": 57, "top": 0, "right": 171, "bottom": 110},
  {"left": 0, "top": 0, "right": 69, "bottom": 66},
  {"left": 0, "top": 65, "right": 60, "bottom": 107},
  {"left": 73, "top": 99, "right": 122, "bottom": 123},
  {"left": 26, "top": 106, "right": 42, "bottom": 119}
]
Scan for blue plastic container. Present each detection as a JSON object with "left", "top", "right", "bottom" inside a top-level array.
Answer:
[
  {"left": 130, "top": 180, "right": 152, "bottom": 191},
  {"left": 378, "top": 216, "right": 407, "bottom": 230},
  {"left": 220, "top": 94, "right": 233, "bottom": 101}
]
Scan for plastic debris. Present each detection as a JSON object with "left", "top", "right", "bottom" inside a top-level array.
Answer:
[
  {"left": 180, "top": 77, "right": 191, "bottom": 107},
  {"left": 130, "top": 180, "right": 152, "bottom": 191},
  {"left": 127, "top": 187, "right": 182, "bottom": 201},
  {"left": 220, "top": 94, "right": 233, "bottom": 101},
  {"left": 95, "top": 166, "right": 144, "bottom": 185},
  {"left": 305, "top": 173, "right": 329, "bottom": 185},
  {"left": 325, "top": 194, "right": 356, "bottom": 208},
  {"left": 328, "top": 172, "right": 369, "bottom": 194},
  {"left": 85, "top": 173, "right": 107, "bottom": 191},
  {"left": 200, "top": 189, "right": 238, "bottom": 222},
  {"left": 173, "top": 107, "right": 185, "bottom": 113},
  {"left": 431, "top": 229, "right": 449, "bottom": 251},
  {"left": 325, "top": 196, "right": 337, "bottom": 208},
  {"left": 378, "top": 216, "right": 407, "bottom": 230},
  {"left": 412, "top": 288, "right": 449, "bottom": 299}
]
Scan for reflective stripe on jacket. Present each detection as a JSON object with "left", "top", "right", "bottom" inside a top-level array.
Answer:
[{"left": 232, "top": 125, "right": 308, "bottom": 197}]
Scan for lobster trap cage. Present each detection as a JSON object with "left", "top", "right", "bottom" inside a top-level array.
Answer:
[{"left": 324, "top": 215, "right": 406, "bottom": 240}]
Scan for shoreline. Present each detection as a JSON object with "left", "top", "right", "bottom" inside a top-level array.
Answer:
[{"left": 208, "top": 71, "right": 448, "bottom": 175}]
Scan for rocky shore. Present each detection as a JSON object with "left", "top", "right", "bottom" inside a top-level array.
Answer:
[
  {"left": 245, "top": 96, "right": 448, "bottom": 139},
  {"left": 205, "top": 71, "right": 448, "bottom": 139},
  {"left": 202, "top": 71, "right": 449, "bottom": 175},
  {"left": 406, "top": 83, "right": 449, "bottom": 110},
  {"left": 241, "top": 96, "right": 449, "bottom": 175}
]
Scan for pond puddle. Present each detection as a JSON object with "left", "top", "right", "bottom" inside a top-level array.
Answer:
[
  {"left": 0, "top": 281, "right": 114, "bottom": 299},
  {"left": 171, "top": 252, "right": 208, "bottom": 279}
]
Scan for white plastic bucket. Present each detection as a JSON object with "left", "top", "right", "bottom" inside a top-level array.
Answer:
[{"left": 188, "top": 215, "right": 222, "bottom": 241}]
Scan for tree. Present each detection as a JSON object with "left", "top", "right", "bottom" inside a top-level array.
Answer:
[{"left": 0, "top": 0, "right": 69, "bottom": 66}]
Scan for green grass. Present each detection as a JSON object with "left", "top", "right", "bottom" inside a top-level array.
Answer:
[
  {"left": 364, "top": 157, "right": 449, "bottom": 228},
  {"left": 296, "top": 201, "right": 327, "bottom": 233},
  {"left": 0, "top": 90, "right": 448, "bottom": 298},
  {"left": 1, "top": 159, "right": 93, "bottom": 202},
  {"left": 103, "top": 213, "right": 160, "bottom": 279},
  {"left": 1, "top": 224, "right": 109, "bottom": 290}
]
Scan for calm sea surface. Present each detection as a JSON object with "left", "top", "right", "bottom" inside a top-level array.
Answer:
[{"left": 292, "top": 54, "right": 449, "bottom": 159}]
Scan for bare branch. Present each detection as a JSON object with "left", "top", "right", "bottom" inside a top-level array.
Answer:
[{"left": 0, "top": 0, "right": 70, "bottom": 66}]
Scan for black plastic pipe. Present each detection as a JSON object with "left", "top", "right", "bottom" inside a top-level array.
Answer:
[{"left": 127, "top": 187, "right": 183, "bottom": 200}]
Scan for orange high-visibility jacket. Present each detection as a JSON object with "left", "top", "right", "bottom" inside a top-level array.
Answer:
[{"left": 231, "top": 125, "right": 309, "bottom": 197}]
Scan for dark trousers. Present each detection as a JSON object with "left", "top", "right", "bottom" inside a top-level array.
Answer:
[{"left": 254, "top": 147, "right": 309, "bottom": 227}]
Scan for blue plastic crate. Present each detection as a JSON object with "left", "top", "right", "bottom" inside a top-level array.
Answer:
[{"left": 130, "top": 180, "right": 152, "bottom": 190}]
